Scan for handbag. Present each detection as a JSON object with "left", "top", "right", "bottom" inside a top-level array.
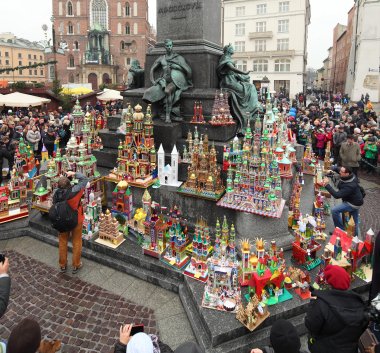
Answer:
[{"left": 359, "top": 328, "right": 378, "bottom": 353}]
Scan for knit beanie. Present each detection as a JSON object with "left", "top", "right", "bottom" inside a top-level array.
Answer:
[
  {"left": 7, "top": 318, "right": 41, "bottom": 353},
  {"left": 324, "top": 264, "right": 350, "bottom": 290},
  {"left": 270, "top": 319, "right": 301, "bottom": 353}
]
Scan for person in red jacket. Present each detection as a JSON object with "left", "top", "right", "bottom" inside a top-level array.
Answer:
[
  {"left": 54, "top": 171, "right": 89, "bottom": 274},
  {"left": 315, "top": 128, "right": 327, "bottom": 160}
]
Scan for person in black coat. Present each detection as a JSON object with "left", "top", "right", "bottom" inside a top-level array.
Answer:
[
  {"left": 305, "top": 265, "right": 368, "bottom": 353},
  {"left": 0, "top": 256, "right": 11, "bottom": 318},
  {"left": 320, "top": 166, "right": 363, "bottom": 236},
  {"left": 42, "top": 127, "right": 57, "bottom": 157},
  {"left": 370, "top": 232, "right": 380, "bottom": 301}
]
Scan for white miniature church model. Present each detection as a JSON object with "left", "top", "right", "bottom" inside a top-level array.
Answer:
[{"left": 157, "top": 144, "right": 181, "bottom": 187}]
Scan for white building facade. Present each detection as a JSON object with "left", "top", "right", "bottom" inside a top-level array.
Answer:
[
  {"left": 223, "top": 0, "right": 310, "bottom": 98},
  {"left": 345, "top": 0, "right": 380, "bottom": 102}
]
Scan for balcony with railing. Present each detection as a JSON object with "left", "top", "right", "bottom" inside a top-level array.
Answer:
[{"left": 249, "top": 31, "right": 273, "bottom": 39}]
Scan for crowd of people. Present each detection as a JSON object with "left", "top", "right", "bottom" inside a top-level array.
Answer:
[{"left": 0, "top": 100, "right": 123, "bottom": 185}]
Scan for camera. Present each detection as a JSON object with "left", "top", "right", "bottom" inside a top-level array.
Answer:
[
  {"left": 0, "top": 254, "right": 5, "bottom": 264},
  {"left": 325, "top": 171, "right": 334, "bottom": 178}
]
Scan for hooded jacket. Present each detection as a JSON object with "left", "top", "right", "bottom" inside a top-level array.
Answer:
[
  {"left": 325, "top": 173, "right": 363, "bottom": 208},
  {"left": 305, "top": 289, "right": 368, "bottom": 353},
  {"left": 339, "top": 141, "right": 361, "bottom": 167}
]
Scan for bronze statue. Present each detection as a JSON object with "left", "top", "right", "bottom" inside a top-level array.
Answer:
[
  {"left": 143, "top": 39, "right": 192, "bottom": 123},
  {"left": 127, "top": 59, "right": 144, "bottom": 89},
  {"left": 216, "top": 44, "right": 261, "bottom": 129}
]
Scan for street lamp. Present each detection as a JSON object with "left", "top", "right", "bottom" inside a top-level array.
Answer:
[{"left": 261, "top": 75, "right": 270, "bottom": 100}]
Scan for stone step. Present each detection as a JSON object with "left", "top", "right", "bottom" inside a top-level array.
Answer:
[
  {"left": 93, "top": 148, "right": 118, "bottom": 168},
  {"left": 98, "top": 130, "right": 125, "bottom": 149},
  {"left": 107, "top": 115, "right": 122, "bottom": 131},
  {"left": 181, "top": 121, "right": 237, "bottom": 143},
  {"left": 28, "top": 211, "right": 183, "bottom": 289}
]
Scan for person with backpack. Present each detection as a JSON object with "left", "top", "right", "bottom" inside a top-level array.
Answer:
[
  {"left": 305, "top": 265, "right": 368, "bottom": 353},
  {"left": 319, "top": 166, "right": 364, "bottom": 236},
  {"left": 51, "top": 171, "right": 89, "bottom": 274}
]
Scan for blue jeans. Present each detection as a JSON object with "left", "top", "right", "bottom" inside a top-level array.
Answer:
[{"left": 331, "top": 202, "right": 359, "bottom": 236}]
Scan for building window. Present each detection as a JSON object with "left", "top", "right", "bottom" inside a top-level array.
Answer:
[
  {"left": 125, "top": 23, "right": 130, "bottom": 34},
  {"left": 29, "top": 69, "right": 32, "bottom": 75},
  {"left": 277, "top": 38, "right": 289, "bottom": 50},
  {"left": 18, "top": 53, "right": 22, "bottom": 59},
  {"left": 278, "top": 19, "right": 289, "bottom": 33},
  {"left": 5, "top": 60, "right": 9, "bottom": 65},
  {"left": 255, "top": 40, "right": 266, "bottom": 52},
  {"left": 235, "top": 23, "right": 245, "bottom": 36},
  {"left": 40, "top": 70, "right": 44, "bottom": 75},
  {"left": 5, "top": 52, "right": 9, "bottom": 57},
  {"left": 126, "top": 57, "right": 131, "bottom": 65},
  {"left": 235, "top": 60, "right": 247, "bottom": 71},
  {"left": 68, "top": 55, "right": 75, "bottom": 67},
  {"left": 257, "top": 4, "right": 267, "bottom": 15},
  {"left": 234, "top": 41, "right": 245, "bottom": 52},
  {"left": 40, "top": 55, "right": 43, "bottom": 60},
  {"left": 117, "top": 2, "right": 122, "bottom": 16},
  {"left": 68, "top": 22, "right": 74, "bottom": 34},
  {"left": 28, "top": 54, "right": 31, "bottom": 59},
  {"left": 256, "top": 21, "right": 266, "bottom": 32},
  {"left": 19, "top": 69, "right": 23, "bottom": 75},
  {"left": 34, "top": 55, "right": 37, "bottom": 59},
  {"left": 18, "top": 61, "right": 22, "bottom": 65},
  {"left": 69, "top": 74, "right": 74, "bottom": 83},
  {"left": 274, "top": 58, "right": 290, "bottom": 72},
  {"left": 125, "top": 2, "right": 130, "bottom": 16},
  {"left": 120, "top": 41, "right": 125, "bottom": 50},
  {"left": 236, "top": 6, "right": 245, "bottom": 16},
  {"left": 253, "top": 59, "right": 268, "bottom": 72},
  {"left": 279, "top": 1, "right": 289, "bottom": 13},
  {"left": 91, "top": 0, "right": 108, "bottom": 30},
  {"left": 74, "top": 41, "right": 79, "bottom": 49},
  {"left": 34, "top": 69, "right": 37, "bottom": 75},
  {"left": 67, "top": 1, "right": 73, "bottom": 15}
]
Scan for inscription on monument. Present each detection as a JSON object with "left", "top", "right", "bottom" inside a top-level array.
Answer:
[{"left": 158, "top": 1, "right": 202, "bottom": 20}]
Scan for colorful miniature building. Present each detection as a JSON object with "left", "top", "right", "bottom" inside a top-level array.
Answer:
[
  {"left": 184, "top": 218, "right": 212, "bottom": 282},
  {"left": 246, "top": 238, "right": 291, "bottom": 306},
  {"left": 302, "top": 145, "right": 317, "bottom": 175},
  {"left": 157, "top": 144, "right": 181, "bottom": 187},
  {"left": 82, "top": 191, "right": 102, "bottom": 240},
  {"left": 292, "top": 216, "right": 322, "bottom": 270},
  {"left": 236, "top": 294, "right": 269, "bottom": 331},
  {"left": 14, "top": 138, "right": 37, "bottom": 183},
  {"left": 202, "top": 216, "right": 241, "bottom": 313},
  {"left": 111, "top": 180, "right": 133, "bottom": 219},
  {"left": 0, "top": 168, "right": 29, "bottom": 223},
  {"left": 178, "top": 131, "right": 225, "bottom": 201},
  {"left": 142, "top": 208, "right": 168, "bottom": 258},
  {"left": 110, "top": 104, "right": 157, "bottom": 187},
  {"left": 209, "top": 91, "right": 235, "bottom": 126},
  {"left": 96, "top": 209, "right": 125, "bottom": 247},
  {"left": 191, "top": 101, "right": 206, "bottom": 124}
]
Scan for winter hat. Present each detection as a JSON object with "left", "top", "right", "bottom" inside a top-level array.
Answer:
[
  {"left": 7, "top": 318, "right": 41, "bottom": 353},
  {"left": 126, "top": 332, "right": 154, "bottom": 353},
  {"left": 270, "top": 319, "right": 301, "bottom": 353},
  {"left": 354, "top": 128, "right": 361, "bottom": 134},
  {"left": 324, "top": 264, "right": 350, "bottom": 290}
]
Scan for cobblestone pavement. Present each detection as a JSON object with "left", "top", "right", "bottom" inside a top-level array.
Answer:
[
  {"left": 0, "top": 238, "right": 195, "bottom": 351},
  {"left": 0, "top": 250, "right": 157, "bottom": 353}
]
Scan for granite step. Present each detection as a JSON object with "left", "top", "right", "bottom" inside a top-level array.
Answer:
[
  {"left": 93, "top": 148, "right": 118, "bottom": 168},
  {"left": 28, "top": 212, "right": 184, "bottom": 288},
  {"left": 107, "top": 115, "right": 122, "bottom": 131},
  {"left": 99, "top": 129, "right": 126, "bottom": 149}
]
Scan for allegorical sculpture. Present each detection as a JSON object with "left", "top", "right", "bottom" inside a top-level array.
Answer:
[
  {"left": 216, "top": 44, "right": 261, "bottom": 130},
  {"left": 127, "top": 59, "right": 145, "bottom": 89},
  {"left": 143, "top": 39, "right": 193, "bottom": 123}
]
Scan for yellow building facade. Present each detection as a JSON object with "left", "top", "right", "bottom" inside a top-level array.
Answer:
[{"left": 0, "top": 33, "right": 46, "bottom": 84}]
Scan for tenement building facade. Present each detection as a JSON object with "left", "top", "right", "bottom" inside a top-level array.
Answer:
[{"left": 223, "top": 0, "right": 310, "bottom": 98}]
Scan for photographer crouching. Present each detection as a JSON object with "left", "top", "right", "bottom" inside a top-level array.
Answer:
[{"left": 319, "top": 166, "right": 364, "bottom": 236}]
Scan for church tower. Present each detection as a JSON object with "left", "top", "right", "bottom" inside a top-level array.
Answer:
[{"left": 171, "top": 145, "right": 179, "bottom": 184}]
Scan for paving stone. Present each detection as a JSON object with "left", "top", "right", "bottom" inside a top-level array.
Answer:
[{"left": 1, "top": 250, "right": 158, "bottom": 353}]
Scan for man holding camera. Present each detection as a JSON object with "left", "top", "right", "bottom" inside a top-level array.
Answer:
[
  {"left": 320, "top": 166, "right": 363, "bottom": 236},
  {"left": 0, "top": 256, "right": 10, "bottom": 318}
]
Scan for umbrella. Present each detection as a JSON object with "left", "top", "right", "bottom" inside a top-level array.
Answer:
[
  {"left": 61, "top": 87, "right": 93, "bottom": 95},
  {"left": 97, "top": 89, "right": 123, "bottom": 101},
  {"left": 0, "top": 92, "right": 50, "bottom": 107}
]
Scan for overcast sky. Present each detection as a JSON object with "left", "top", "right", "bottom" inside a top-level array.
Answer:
[{"left": 0, "top": 0, "right": 353, "bottom": 69}]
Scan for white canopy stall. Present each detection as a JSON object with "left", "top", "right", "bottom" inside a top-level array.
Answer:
[{"left": 0, "top": 92, "right": 51, "bottom": 107}]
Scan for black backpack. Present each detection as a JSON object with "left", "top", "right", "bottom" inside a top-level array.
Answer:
[
  {"left": 48, "top": 189, "right": 78, "bottom": 232},
  {"left": 359, "top": 185, "right": 366, "bottom": 199}
]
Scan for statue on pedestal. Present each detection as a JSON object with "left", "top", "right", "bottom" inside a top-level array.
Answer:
[
  {"left": 143, "top": 39, "right": 193, "bottom": 123},
  {"left": 127, "top": 59, "right": 145, "bottom": 89},
  {"left": 217, "top": 44, "right": 261, "bottom": 130}
]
